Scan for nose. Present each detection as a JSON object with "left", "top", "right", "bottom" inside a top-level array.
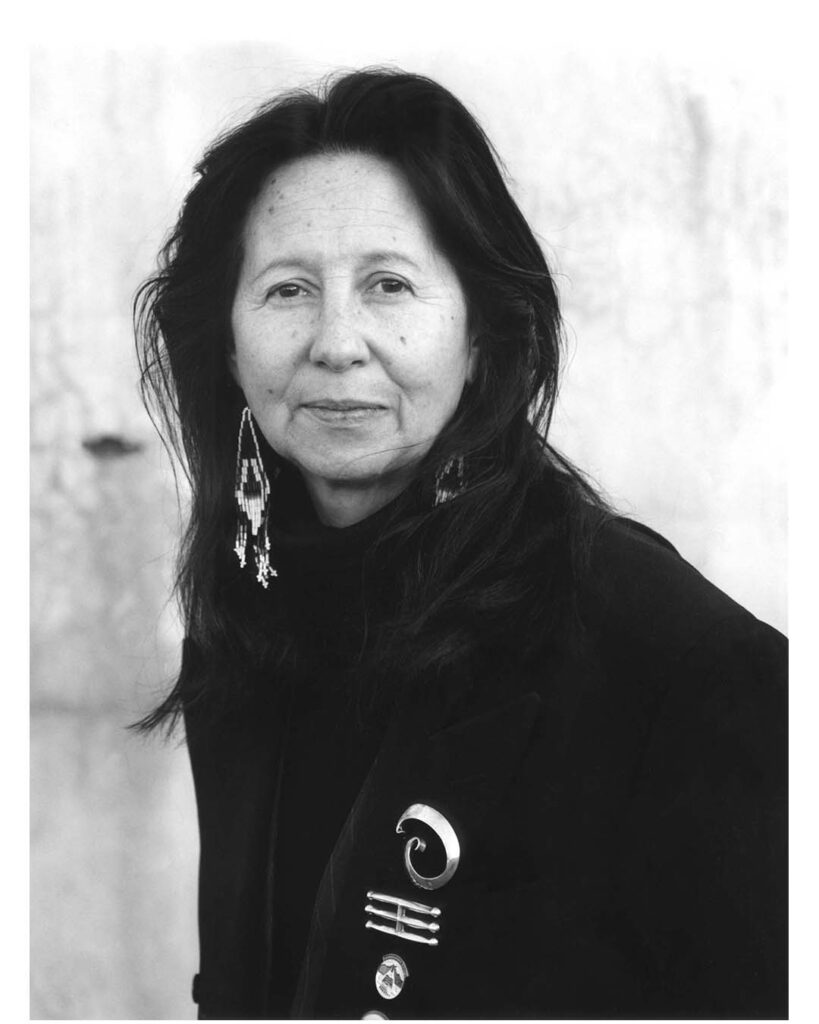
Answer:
[{"left": 308, "top": 299, "right": 371, "bottom": 372}]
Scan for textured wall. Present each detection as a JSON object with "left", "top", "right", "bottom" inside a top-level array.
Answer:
[{"left": 30, "top": 44, "right": 786, "bottom": 1019}]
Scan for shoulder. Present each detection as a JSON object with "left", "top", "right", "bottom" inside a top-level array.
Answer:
[
  {"left": 579, "top": 514, "right": 786, "bottom": 666},
  {"left": 561, "top": 514, "right": 788, "bottom": 735}
]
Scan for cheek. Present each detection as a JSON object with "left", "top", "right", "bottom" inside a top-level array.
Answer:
[
  {"left": 234, "top": 327, "right": 302, "bottom": 398},
  {"left": 236, "top": 349, "right": 270, "bottom": 398},
  {"left": 396, "top": 350, "right": 471, "bottom": 418},
  {"left": 394, "top": 307, "right": 468, "bottom": 372},
  {"left": 422, "top": 317, "right": 472, "bottom": 389}
]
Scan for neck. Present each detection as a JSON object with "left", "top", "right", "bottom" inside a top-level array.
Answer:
[{"left": 302, "top": 473, "right": 408, "bottom": 528}]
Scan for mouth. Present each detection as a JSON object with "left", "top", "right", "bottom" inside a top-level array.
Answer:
[
  {"left": 300, "top": 399, "right": 389, "bottom": 425},
  {"left": 302, "top": 399, "right": 386, "bottom": 411}
]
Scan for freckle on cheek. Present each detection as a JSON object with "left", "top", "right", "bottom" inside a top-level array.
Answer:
[{"left": 399, "top": 335, "right": 407, "bottom": 345}]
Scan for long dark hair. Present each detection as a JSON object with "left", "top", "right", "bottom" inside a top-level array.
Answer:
[{"left": 134, "top": 67, "right": 608, "bottom": 733}]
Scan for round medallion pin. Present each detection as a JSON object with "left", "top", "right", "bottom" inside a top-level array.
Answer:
[{"left": 375, "top": 953, "right": 409, "bottom": 999}]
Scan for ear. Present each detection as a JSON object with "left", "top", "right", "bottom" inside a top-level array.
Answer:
[
  {"left": 227, "top": 347, "right": 241, "bottom": 386},
  {"left": 466, "top": 334, "right": 480, "bottom": 384}
]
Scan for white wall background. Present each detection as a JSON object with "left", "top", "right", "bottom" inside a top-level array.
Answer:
[{"left": 29, "top": 35, "right": 786, "bottom": 1020}]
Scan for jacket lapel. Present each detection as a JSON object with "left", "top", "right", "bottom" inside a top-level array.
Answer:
[{"left": 289, "top": 672, "right": 542, "bottom": 1018}]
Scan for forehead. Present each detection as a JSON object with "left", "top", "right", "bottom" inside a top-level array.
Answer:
[{"left": 241, "top": 152, "right": 437, "bottom": 259}]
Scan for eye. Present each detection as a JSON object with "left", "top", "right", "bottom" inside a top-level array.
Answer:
[
  {"left": 370, "top": 277, "right": 412, "bottom": 296},
  {"left": 266, "top": 282, "right": 309, "bottom": 301}
]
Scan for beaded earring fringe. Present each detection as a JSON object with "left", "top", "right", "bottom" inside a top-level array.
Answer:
[
  {"left": 234, "top": 406, "right": 277, "bottom": 587},
  {"left": 434, "top": 456, "right": 466, "bottom": 506}
]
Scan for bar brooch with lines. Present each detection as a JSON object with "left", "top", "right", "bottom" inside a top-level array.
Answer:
[{"left": 364, "top": 890, "right": 441, "bottom": 946}]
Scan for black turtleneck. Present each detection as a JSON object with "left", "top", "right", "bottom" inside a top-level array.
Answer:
[{"left": 256, "top": 468, "right": 399, "bottom": 1016}]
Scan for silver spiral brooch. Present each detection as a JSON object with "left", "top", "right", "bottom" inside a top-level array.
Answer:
[{"left": 396, "top": 803, "right": 460, "bottom": 891}]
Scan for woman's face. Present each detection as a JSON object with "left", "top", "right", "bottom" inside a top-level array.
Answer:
[{"left": 230, "top": 152, "right": 476, "bottom": 512}]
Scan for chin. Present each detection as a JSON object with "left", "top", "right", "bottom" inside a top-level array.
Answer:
[{"left": 298, "top": 451, "right": 414, "bottom": 488}]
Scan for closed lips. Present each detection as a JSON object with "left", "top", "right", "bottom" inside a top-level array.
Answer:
[{"left": 302, "top": 400, "right": 386, "bottom": 410}]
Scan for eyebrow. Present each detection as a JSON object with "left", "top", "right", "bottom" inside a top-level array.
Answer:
[
  {"left": 250, "top": 249, "right": 424, "bottom": 285},
  {"left": 360, "top": 250, "right": 423, "bottom": 273}
]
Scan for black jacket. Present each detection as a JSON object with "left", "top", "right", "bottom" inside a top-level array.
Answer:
[{"left": 184, "top": 518, "right": 787, "bottom": 1018}]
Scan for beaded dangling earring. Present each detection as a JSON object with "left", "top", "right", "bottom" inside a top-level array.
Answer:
[
  {"left": 434, "top": 456, "right": 466, "bottom": 506},
  {"left": 234, "top": 406, "right": 277, "bottom": 587}
]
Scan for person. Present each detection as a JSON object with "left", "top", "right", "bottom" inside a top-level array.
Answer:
[{"left": 134, "top": 68, "right": 787, "bottom": 1019}]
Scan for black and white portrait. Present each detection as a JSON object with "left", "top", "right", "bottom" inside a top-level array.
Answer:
[{"left": 29, "top": 9, "right": 789, "bottom": 1019}]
